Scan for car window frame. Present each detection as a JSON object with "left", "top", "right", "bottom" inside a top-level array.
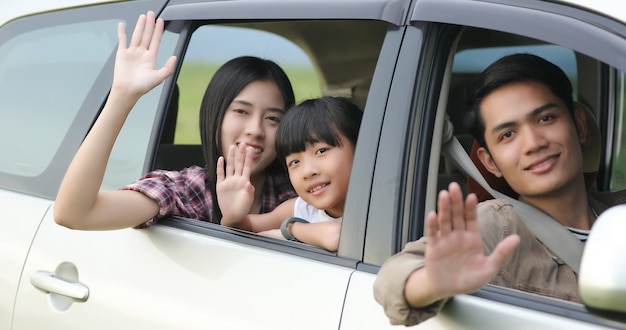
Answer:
[
  {"left": 371, "top": 0, "right": 626, "bottom": 327},
  {"left": 152, "top": 1, "right": 412, "bottom": 264}
]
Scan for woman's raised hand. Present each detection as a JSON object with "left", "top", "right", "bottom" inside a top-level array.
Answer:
[
  {"left": 112, "top": 11, "right": 177, "bottom": 99},
  {"left": 216, "top": 144, "right": 257, "bottom": 227}
]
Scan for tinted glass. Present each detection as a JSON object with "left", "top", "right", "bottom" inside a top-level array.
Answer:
[{"left": 0, "top": 20, "right": 117, "bottom": 177}]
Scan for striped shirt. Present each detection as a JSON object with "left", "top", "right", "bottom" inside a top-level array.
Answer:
[{"left": 566, "top": 227, "right": 590, "bottom": 242}]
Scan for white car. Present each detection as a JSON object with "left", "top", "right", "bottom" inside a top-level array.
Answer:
[{"left": 1, "top": 0, "right": 625, "bottom": 329}]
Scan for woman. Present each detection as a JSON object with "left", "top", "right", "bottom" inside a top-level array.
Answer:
[{"left": 54, "top": 11, "right": 296, "bottom": 230}]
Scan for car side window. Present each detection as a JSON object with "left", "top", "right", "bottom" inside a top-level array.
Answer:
[
  {"left": 610, "top": 69, "right": 626, "bottom": 190},
  {"left": 0, "top": 19, "right": 118, "bottom": 178},
  {"left": 101, "top": 28, "right": 179, "bottom": 190},
  {"left": 153, "top": 18, "right": 387, "bottom": 254},
  {"left": 437, "top": 28, "right": 579, "bottom": 200},
  {"left": 156, "top": 20, "right": 385, "bottom": 173},
  {"left": 177, "top": 24, "right": 323, "bottom": 144}
]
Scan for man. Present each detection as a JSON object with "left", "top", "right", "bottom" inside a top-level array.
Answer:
[{"left": 373, "top": 53, "right": 626, "bottom": 326}]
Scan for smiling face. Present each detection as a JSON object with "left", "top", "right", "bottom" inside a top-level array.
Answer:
[
  {"left": 477, "top": 81, "right": 587, "bottom": 199},
  {"left": 285, "top": 134, "right": 355, "bottom": 218},
  {"left": 220, "top": 80, "right": 286, "bottom": 177}
]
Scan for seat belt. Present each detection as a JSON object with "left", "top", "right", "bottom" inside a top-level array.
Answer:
[{"left": 440, "top": 118, "right": 583, "bottom": 274}]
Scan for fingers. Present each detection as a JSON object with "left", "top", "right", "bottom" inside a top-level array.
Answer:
[
  {"left": 464, "top": 193, "right": 478, "bottom": 231},
  {"left": 488, "top": 234, "right": 520, "bottom": 268},
  {"left": 216, "top": 156, "right": 225, "bottom": 183},
  {"left": 241, "top": 147, "right": 253, "bottom": 179},
  {"left": 224, "top": 144, "right": 236, "bottom": 176},
  {"left": 160, "top": 55, "right": 178, "bottom": 76},
  {"left": 425, "top": 211, "right": 439, "bottom": 245},
  {"left": 117, "top": 22, "right": 127, "bottom": 51},
  {"left": 448, "top": 182, "right": 465, "bottom": 231},
  {"left": 233, "top": 143, "right": 246, "bottom": 175},
  {"left": 126, "top": 11, "right": 161, "bottom": 51},
  {"left": 149, "top": 15, "right": 165, "bottom": 53},
  {"left": 436, "top": 189, "right": 452, "bottom": 235},
  {"left": 141, "top": 11, "right": 157, "bottom": 50},
  {"left": 434, "top": 182, "right": 477, "bottom": 237},
  {"left": 129, "top": 13, "right": 147, "bottom": 48},
  {"left": 223, "top": 143, "right": 254, "bottom": 178}
]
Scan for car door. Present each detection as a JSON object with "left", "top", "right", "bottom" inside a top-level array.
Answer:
[
  {"left": 0, "top": 8, "right": 134, "bottom": 328},
  {"left": 348, "top": 0, "right": 626, "bottom": 329},
  {"left": 12, "top": 0, "right": 412, "bottom": 329},
  {"left": 4, "top": 1, "right": 169, "bottom": 329}
]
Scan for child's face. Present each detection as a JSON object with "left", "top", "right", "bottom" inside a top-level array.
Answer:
[
  {"left": 285, "top": 134, "right": 355, "bottom": 218},
  {"left": 220, "top": 80, "right": 286, "bottom": 177}
]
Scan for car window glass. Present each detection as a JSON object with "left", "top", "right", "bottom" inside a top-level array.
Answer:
[
  {"left": 454, "top": 44, "right": 577, "bottom": 88},
  {"left": 101, "top": 28, "right": 179, "bottom": 190},
  {"left": 610, "top": 69, "right": 626, "bottom": 190},
  {"left": 174, "top": 24, "right": 323, "bottom": 145},
  {"left": 156, "top": 20, "right": 385, "bottom": 172},
  {"left": 0, "top": 20, "right": 117, "bottom": 177},
  {"left": 438, "top": 37, "right": 577, "bottom": 197},
  {"left": 431, "top": 26, "right": 612, "bottom": 304},
  {"left": 153, "top": 19, "right": 387, "bottom": 254}
]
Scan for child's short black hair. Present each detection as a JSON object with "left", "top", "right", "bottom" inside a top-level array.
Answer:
[{"left": 276, "top": 96, "right": 363, "bottom": 163}]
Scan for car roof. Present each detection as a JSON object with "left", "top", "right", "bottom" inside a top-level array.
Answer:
[
  {"left": 0, "top": 0, "right": 119, "bottom": 27},
  {"left": 548, "top": 0, "right": 625, "bottom": 23},
  {"left": 2, "top": 0, "right": 624, "bottom": 26}
]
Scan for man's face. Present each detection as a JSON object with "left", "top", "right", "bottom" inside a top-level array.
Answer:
[{"left": 477, "top": 81, "right": 586, "bottom": 199}]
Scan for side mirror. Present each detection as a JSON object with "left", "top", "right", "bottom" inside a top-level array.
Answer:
[{"left": 579, "top": 204, "right": 626, "bottom": 314}]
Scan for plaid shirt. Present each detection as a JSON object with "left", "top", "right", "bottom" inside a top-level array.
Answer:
[{"left": 121, "top": 165, "right": 297, "bottom": 228}]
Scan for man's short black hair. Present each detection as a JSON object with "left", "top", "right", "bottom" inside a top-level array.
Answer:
[{"left": 464, "top": 53, "right": 575, "bottom": 149}]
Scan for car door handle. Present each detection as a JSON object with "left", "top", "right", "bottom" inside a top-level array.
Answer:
[{"left": 31, "top": 271, "right": 89, "bottom": 302}]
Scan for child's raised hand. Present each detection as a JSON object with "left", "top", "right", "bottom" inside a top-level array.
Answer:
[
  {"left": 216, "top": 144, "right": 256, "bottom": 227},
  {"left": 112, "top": 11, "right": 176, "bottom": 99}
]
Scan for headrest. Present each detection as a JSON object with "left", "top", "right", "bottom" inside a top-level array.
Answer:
[{"left": 467, "top": 102, "right": 601, "bottom": 202}]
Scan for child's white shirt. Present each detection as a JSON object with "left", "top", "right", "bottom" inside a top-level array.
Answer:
[{"left": 293, "top": 197, "right": 342, "bottom": 223}]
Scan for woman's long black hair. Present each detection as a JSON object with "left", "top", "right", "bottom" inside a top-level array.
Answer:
[{"left": 199, "top": 56, "right": 295, "bottom": 223}]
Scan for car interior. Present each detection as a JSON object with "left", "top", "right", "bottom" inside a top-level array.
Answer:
[
  {"left": 153, "top": 19, "right": 388, "bottom": 172},
  {"left": 433, "top": 26, "right": 606, "bottom": 211}
]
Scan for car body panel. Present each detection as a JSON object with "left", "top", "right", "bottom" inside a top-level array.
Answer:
[
  {"left": 1, "top": 0, "right": 625, "bottom": 329},
  {"left": 0, "top": 190, "right": 50, "bottom": 329},
  {"left": 14, "top": 211, "right": 353, "bottom": 329}
]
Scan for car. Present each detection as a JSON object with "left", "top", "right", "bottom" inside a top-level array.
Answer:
[{"left": 1, "top": 0, "right": 625, "bottom": 328}]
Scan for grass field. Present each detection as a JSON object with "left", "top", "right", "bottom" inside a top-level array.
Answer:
[{"left": 173, "top": 61, "right": 323, "bottom": 144}]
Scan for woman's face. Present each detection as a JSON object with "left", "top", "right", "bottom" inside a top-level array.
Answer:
[{"left": 220, "top": 80, "right": 286, "bottom": 176}]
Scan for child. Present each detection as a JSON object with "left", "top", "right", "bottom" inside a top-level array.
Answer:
[{"left": 216, "top": 96, "right": 362, "bottom": 251}]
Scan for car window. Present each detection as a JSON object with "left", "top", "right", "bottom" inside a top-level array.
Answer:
[
  {"left": 411, "top": 24, "right": 619, "bottom": 303},
  {"left": 610, "top": 69, "right": 626, "bottom": 190},
  {"left": 174, "top": 24, "right": 323, "bottom": 145},
  {"left": 150, "top": 18, "right": 387, "bottom": 255},
  {"left": 440, "top": 40, "right": 578, "bottom": 196},
  {"left": 155, "top": 19, "right": 386, "bottom": 174},
  {"left": 101, "top": 28, "right": 179, "bottom": 191},
  {"left": 0, "top": 19, "right": 117, "bottom": 178}
]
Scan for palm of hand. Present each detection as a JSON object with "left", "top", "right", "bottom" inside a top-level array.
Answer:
[
  {"left": 216, "top": 144, "right": 256, "bottom": 225},
  {"left": 423, "top": 182, "right": 519, "bottom": 298},
  {"left": 216, "top": 169, "right": 255, "bottom": 221},
  {"left": 425, "top": 230, "right": 497, "bottom": 297},
  {"left": 112, "top": 12, "right": 176, "bottom": 96}
]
